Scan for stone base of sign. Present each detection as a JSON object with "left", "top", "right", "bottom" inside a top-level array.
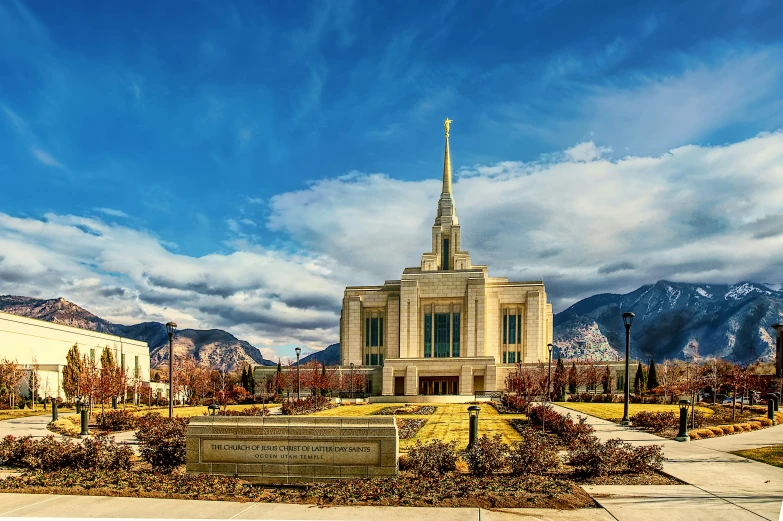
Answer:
[{"left": 186, "top": 416, "right": 398, "bottom": 484}]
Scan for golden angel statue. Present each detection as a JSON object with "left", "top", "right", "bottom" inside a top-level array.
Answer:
[{"left": 444, "top": 118, "right": 453, "bottom": 137}]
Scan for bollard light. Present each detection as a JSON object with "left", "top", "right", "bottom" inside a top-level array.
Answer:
[
  {"left": 675, "top": 399, "right": 690, "bottom": 441},
  {"left": 468, "top": 405, "right": 481, "bottom": 448},
  {"left": 51, "top": 400, "right": 58, "bottom": 422},
  {"left": 80, "top": 408, "right": 89, "bottom": 437}
]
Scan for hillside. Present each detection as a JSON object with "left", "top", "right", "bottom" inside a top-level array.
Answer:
[
  {"left": 554, "top": 281, "right": 783, "bottom": 362},
  {"left": 0, "top": 295, "right": 276, "bottom": 371}
]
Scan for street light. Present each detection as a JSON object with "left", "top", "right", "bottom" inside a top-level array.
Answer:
[
  {"left": 773, "top": 324, "right": 783, "bottom": 385},
  {"left": 621, "top": 312, "right": 634, "bottom": 426},
  {"left": 166, "top": 321, "right": 177, "bottom": 419},
  {"left": 467, "top": 405, "right": 481, "bottom": 447},
  {"left": 295, "top": 347, "right": 302, "bottom": 401},
  {"left": 675, "top": 399, "right": 690, "bottom": 441},
  {"left": 546, "top": 343, "right": 554, "bottom": 400},
  {"left": 350, "top": 362, "right": 355, "bottom": 399}
]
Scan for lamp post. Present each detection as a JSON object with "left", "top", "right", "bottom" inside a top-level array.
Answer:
[
  {"left": 773, "top": 324, "right": 783, "bottom": 395},
  {"left": 544, "top": 343, "right": 554, "bottom": 434},
  {"left": 166, "top": 322, "right": 177, "bottom": 419},
  {"left": 350, "top": 362, "right": 355, "bottom": 399},
  {"left": 467, "top": 406, "right": 481, "bottom": 447},
  {"left": 621, "top": 312, "right": 634, "bottom": 426},
  {"left": 295, "top": 347, "right": 302, "bottom": 401},
  {"left": 675, "top": 399, "right": 690, "bottom": 441}
]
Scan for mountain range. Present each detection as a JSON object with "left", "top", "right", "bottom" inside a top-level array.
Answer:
[
  {"left": 2, "top": 279, "right": 781, "bottom": 370},
  {"left": 0, "top": 295, "right": 276, "bottom": 371},
  {"left": 553, "top": 281, "right": 782, "bottom": 362}
]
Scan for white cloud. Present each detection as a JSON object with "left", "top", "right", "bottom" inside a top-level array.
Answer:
[
  {"left": 3, "top": 132, "right": 783, "bottom": 355},
  {"left": 94, "top": 207, "right": 129, "bottom": 218},
  {"left": 31, "top": 147, "right": 64, "bottom": 168}
]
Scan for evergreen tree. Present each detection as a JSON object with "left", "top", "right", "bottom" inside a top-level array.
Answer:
[
  {"left": 633, "top": 362, "right": 646, "bottom": 395},
  {"left": 240, "top": 366, "right": 249, "bottom": 392},
  {"left": 276, "top": 359, "right": 283, "bottom": 394},
  {"left": 62, "top": 344, "right": 83, "bottom": 401},
  {"left": 552, "top": 356, "right": 566, "bottom": 400},
  {"left": 249, "top": 366, "right": 256, "bottom": 396},
  {"left": 647, "top": 358, "right": 659, "bottom": 390},
  {"left": 602, "top": 365, "right": 611, "bottom": 394},
  {"left": 567, "top": 362, "right": 578, "bottom": 394}
]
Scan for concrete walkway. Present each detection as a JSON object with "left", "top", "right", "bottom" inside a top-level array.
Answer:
[
  {"left": 0, "top": 414, "right": 64, "bottom": 440},
  {"left": 551, "top": 403, "right": 783, "bottom": 521},
  {"left": 0, "top": 493, "right": 613, "bottom": 520}
]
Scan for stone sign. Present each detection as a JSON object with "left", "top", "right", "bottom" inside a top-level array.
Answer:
[{"left": 186, "top": 416, "right": 398, "bottom": 484}]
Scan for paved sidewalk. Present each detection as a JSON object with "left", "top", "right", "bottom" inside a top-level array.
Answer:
[
  {"left": 0, "top": 493, "right": 613, "bottom": 520},
  {"left": 0, "top": 414, "right": 64, "bottom": 440},
  {"left": 551, "top": 404, "right": 783, "bottom": 521}
]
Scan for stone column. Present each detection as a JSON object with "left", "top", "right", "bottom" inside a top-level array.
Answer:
[
  {"left": 382, "top": 366, "right": 394, "bottom": 396},
  {"left": 459, "top": 365, "right": 473, "bottom": 395},
  {"left": 404, "top": 366, "right": 418, "bottom": 396}
]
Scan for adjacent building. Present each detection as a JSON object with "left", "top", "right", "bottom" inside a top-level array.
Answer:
[
  {"left": 0, "top": 310, "right": 152, "bottom": 400},
  {"left": 339, "top": 120, "right": 554, "bottom": 396}
]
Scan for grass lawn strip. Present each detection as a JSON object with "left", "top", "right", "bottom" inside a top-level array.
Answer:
[
  {"left": 731, "top": 445, "right": 783, "bottom": 468},
  {"left": 555, "top": 402, "right": 714, "bottom": 420}
]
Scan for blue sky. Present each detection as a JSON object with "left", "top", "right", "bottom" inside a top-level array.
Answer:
[{"left": 2, "top": 0, "right": 783, "bottom": 360}]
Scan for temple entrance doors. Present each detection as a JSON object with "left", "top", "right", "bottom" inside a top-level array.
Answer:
[{"left": 418, "top": 376, "right": 459, "bottom": 395}]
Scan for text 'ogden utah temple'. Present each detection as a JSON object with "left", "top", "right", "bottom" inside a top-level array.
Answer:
[{"left": 339, "top": 119, "right": 553, "bottom": 396}]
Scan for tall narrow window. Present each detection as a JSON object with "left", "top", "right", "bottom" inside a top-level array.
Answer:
[
  {"left": 379, "top": 317, "right": 384, "bottom": 347},
  {"left": 365, "top": 318, "right": 370, "bottom": 348},
  {"left": 508, "top": 315, "right": 517, "bottom": 345},
  {"left": 452, "top": 313, "right": 460, "bottom": 357},
  {"left": 502, "top": 315, "right": 507, "bottom": 344},
  {"left": 442, "top": 239, "right": 450, "bottom": 270},
  {"left": 371, "top": 318, "right": 379, "bottom": 347},
  {"left": 517, "top": 313, "right": 522, "bottom": 343},
  {"left": 508, "top": 352, "right": 516, "bottom": 364},
  {"left": 435, "top": 313, "right": 450, "bottom": 357},
  {"left": 424, "top": 314, "right": 432, "bottom": 357}
]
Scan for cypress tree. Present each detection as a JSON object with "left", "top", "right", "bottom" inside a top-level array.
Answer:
[
  {"left": 553, "top": 356, "right": 566, "bottom": 400},
  {"left": 568, "top": 362, "right": 578, "bottom": 394},
  {"left": 602, "top": 365, "right": 611, "bottom": 394},
  {"left": 62, "top": 344, "right": 83, "bottom": 401},
  {"left": 633, "top": 362, "right": 646, "bottom": 395},
  {"left": 248, "top": 366, "right": 256, "bottom": 396},
  {"left": 647, "top": 358, "right": 659, "bottom": 390}
]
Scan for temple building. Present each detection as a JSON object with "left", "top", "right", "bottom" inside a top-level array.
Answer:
[{"left": 340, "top": 119, "right": 553, "bottom": 396}]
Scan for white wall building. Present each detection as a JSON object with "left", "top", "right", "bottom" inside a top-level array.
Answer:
[{"left": 0, "top": 310, "right": 151, "bottom": 400}]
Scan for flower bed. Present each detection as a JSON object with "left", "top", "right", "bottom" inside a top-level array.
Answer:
[
  {"left": 395, "top": 418, "right": 426, "bottom": 439},
  {"left": 281, "top": 396, "right": 338, "bottom": 415},
  {"left": 0, "top": 469, "right": 594, "bottom": 509},
  {"left": 375, "top": 405, "right": 436, "bottom": 415}
]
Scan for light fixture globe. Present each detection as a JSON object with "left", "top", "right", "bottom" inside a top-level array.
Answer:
[
  {"left": 622, "top": 312, "right": 635, "bottom": 328},
  {"left": 166, "top": 321, "right": 177, "bottom": 335}
]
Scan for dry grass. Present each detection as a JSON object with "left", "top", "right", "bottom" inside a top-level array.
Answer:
[
  {"left": 731, "top": 445, "right": 783, "bottom": 468},
  {"left": 128, "top": 403, "right": 269, "bottom": 419},
  {"left": 555, "top": 402, "right": 714, "bottom": 420},
  {"left": 312, "top": 402, "right": 526, "bottom": 451}
]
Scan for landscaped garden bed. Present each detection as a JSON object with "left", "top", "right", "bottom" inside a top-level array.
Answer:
[
  {"left": 375, "top": 405, "right": 436, "bottom": 415},
  {"left": 395, "top": 418, "right": 426, "bottom": 439}
]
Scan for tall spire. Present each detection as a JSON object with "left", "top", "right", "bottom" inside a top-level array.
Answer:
[{"left": 442, "top": 118, "right": 453, "bottom": 194}]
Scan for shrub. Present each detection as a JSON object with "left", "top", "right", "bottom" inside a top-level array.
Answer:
[
  {"left": 630, "top": 411, "right": 677, "bottom": 432},
  {"left": 218, "top": 406, "right": 270, "bottom": 417},
  {"left": 0, "top": 435, "right": 131, "bottom": 471},
  {"left": 721, "top": 425, "right": 735, "bottom": 434},
  {"left": 405, "top": 439, "right": 457, "bottom": 477},
  {"left": 756, "top": 418, "right": 773, "bottom": 427},
  {"left": 749, "top": 421, "right": 762, "bottom": 430},
  {"left": 508, "top": 428, "right": 559, "bottom": 475},
  {"left": 463, "top": 434, "right": 508, "bottom": 477},
  {"left": 688, "top": 431, "right": 701, "bottom": 440},
  {"left": 281, "top": 396, "right": 333, "bottom": 415},
  {"left": 396, "top": 418, "right": 426, "bottom": 440},
  {"left": 135, "top": 413, "right": 189, "bottom": 471},
  {"left": 708, "top": 427, "right": 724, "bottom": 436},
  {"left": 527, "top": 406, "right": 594, "bottom": 448},
  {"left": 691, "top": 428, "right": 714, "bottom": 438},
  {"left": 454, "top": 458, "right": 469, "bottom": 473},
  {"left": 95, "top": 409, "right": 137, "bottom": 431},
  {"left": 567, "top": 437, "right": 664, "bottom": 476}
]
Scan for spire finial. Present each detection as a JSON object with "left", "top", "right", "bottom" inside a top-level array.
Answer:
[
  {"left": 444, "top": 118, "right": 453, "bottom": 138},
  {"left": 442, "top": 118, "right": 452, "bottom": 194}
]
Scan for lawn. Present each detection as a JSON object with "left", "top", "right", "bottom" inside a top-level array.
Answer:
[
  {"left": 128, "top": 403, "right": 273, "bottom": 418},
  {"left": 0, "top": 407, "right": 77, "bottom": 422},
  {"left": 310, "top": 402, "right": 526, "bottom": 451},
  {"left": 555, "top": 402, "right": 714, "bottom": 420},
  {"left": 732, "top": 445, "right": 783, "bottom": 468}
]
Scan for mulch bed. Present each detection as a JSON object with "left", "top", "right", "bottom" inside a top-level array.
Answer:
[
  {"left": 375, "top": 405, "right": 437, "bottom": 415},
  {"left": 395, "top": 418, "right": 426, "bottom": 439},
  {"left": 0, "top": 468, "right": 595, "bottom": 509}
]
